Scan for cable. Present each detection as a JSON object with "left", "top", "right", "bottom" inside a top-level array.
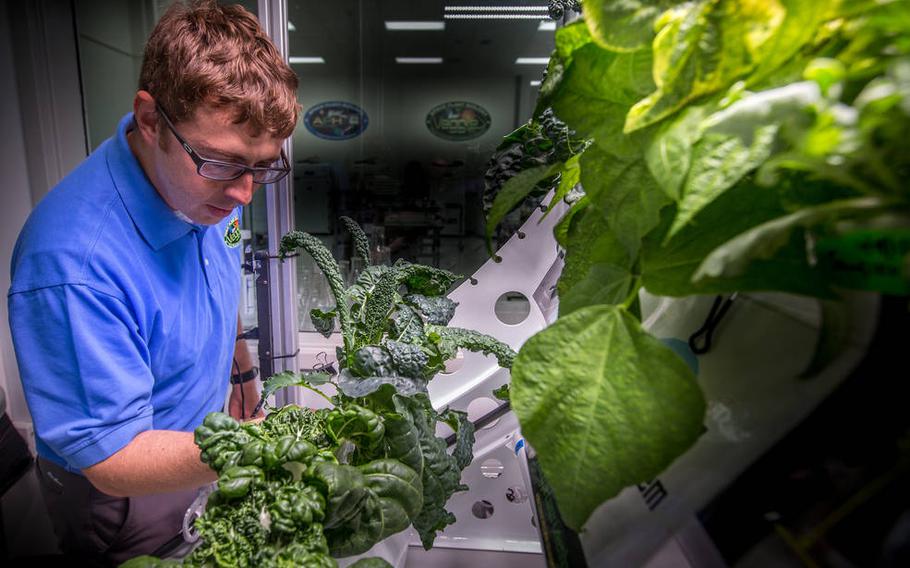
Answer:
[{"left": 232, "top": 356, "right": 245, "bottom": 420}]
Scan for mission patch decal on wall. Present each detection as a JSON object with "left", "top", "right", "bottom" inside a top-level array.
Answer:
[
  {"left": 425, "top": 101, "right": 491, "bottom": 141},
  {"left": 303, "top": 101, "right": 369, "bottom": 140}
]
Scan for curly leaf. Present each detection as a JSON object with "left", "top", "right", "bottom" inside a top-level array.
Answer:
[
  {"left": 359, "top": 269, "right": 399, "bottom": 346},
  {"left": 281, "top": 231, "right": 351, "bottom": 347},
  {"left": 427, "top": 326, "right": 517, "bottom": 369},
  {"left": 361, "top": 458, "right": 424, "bottom": 539},
  {"left": 337, "top": 369, "right": 428, "bottom": 399},
  {"left": 441, "top": 408, "right": 475, "bottom": 471},
  {"left": 310, "top": 307, "right": 337, "bottom": 338},
  {"left": 404, "top": 294, "right": 458, "bottom": 326},
  {"left": 350, "top": 346, "right": 396, "bottom": 378},
  {"left": 326, "top": 404, "right": 385, "bottom": 450},
  {"left": 393, "top": 260, "right": 462, "bottom": 296},
  {"left": 389, "top": 305, "right": 425, "bottom": 344},
  {"left": 385, "top": 340, "right": 430, "bottom": 378},
  {"left": 393, "top": 395, "right": 464, "bottom": 549},
  {"left": 340, "top": 216, "right": 372, "bottom": 266},
  {"left": 382, "top": 412, "right": 424, "bottom": 476}
]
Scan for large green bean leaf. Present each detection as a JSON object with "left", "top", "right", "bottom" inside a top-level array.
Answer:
[
  {"left": 510, "top": 305, "right": 706, "bottom": 531},
  {"left": 581, "top": 145, "right": 670, "bottom": 258},
  {"left": 557, "top": 207, "right": 635, "bottom": 316}
]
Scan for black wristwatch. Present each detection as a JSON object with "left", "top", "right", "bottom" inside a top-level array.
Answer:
[{"left": 230, "top": 366, "right": 259, "bottom": 385}]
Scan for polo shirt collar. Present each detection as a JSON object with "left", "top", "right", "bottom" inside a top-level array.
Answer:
[{"left": 107, "top": 113, "right": 199, "bottom": 251}]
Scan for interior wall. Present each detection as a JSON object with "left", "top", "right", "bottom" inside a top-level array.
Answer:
[
  {"left": 75, "top": 0, "right": 154, "bottom": 151},
  {"left": 0, "top": 0, "right": 38, "bottom": 426}
]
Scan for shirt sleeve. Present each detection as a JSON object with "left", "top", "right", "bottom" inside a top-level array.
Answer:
[{"left": 8, "top": 283, "right": 155, "bottom": 469}]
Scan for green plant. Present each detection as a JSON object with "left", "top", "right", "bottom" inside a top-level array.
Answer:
[
  {"left": 485, "top": 0, "right": 910, "bottom": 533},
  {"left": 124, "top": 220, "right": 516, "bottom": 567}
]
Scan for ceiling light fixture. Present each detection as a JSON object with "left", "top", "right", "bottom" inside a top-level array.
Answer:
[
  {"left": 288, "top": 56, "right": 325, "bottom": 64},
  {"left": 445, "top": 14, "right": 548, "bottom": 19},
  {"left": 530, "top": 80, "right": 542, "bottom": 86},
  {"left": 538, "top": 20, "right": 556, "bottom": 31},
  {"left": 288, "top": 21, "right": 296, "bottom": 31},
  {"left": 385, "top": 21, "right": 446, "bottom": 31},
  {"left": 444, "top": 5, "right": 551, "bottom": 20},
  {"left": 395, "top": 57, "right": 444, "bottom": 64},
  {"left": 516, "top": 57, "right": 550, "bottom": 64},
  {"left": 444, "top": 5, "right": 549, "bottom": 11}
]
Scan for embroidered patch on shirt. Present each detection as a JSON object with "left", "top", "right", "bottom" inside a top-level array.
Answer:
[{"left": 224, "top": 215, "right": 242, "bottom": 248}]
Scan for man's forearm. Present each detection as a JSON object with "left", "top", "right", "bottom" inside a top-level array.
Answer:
[{"left": 82, "top": 429, "right": 216, "bottom": 497}]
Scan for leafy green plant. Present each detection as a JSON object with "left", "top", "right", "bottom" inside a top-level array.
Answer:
[
  {"left": 125, "top": 220, "right": 516, "bottom": 567},
  {"left": 485, "top": 0, "right": 910, "bottom": 533}
]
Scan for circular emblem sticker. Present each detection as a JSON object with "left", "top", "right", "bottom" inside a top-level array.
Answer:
[
  {"left": 303, "top": 101, "right": 369, "bottom": 140},
  {"left": 224, "top": 215, "right": 241, "bottom": 248},
  {"left": 425, "top": 101, "right": 492, "bottom": 141}
]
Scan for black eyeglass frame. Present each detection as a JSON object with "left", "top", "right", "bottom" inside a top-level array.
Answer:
[{"left": 155, "top": 103, "right": 291, "bottom": 184}]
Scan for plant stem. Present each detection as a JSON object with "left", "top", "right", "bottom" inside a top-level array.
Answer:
[
  {"left": 297, "top": 381, "right": 335, "bottom": 405},
  {"left": 620, "top": 278, "right": 642, "bottom": 311}
]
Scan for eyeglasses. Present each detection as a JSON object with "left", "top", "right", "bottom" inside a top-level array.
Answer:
[{"left": 155, "top": 103, "right": 291, "bottom": 184}]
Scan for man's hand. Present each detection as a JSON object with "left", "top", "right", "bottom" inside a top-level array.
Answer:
[{"left": 229, "top": 380, "right": 263, "bottom": 421}]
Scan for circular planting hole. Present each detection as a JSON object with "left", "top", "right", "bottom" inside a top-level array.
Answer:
[
  {"left": 494, "top": 291, "right": 530, "bottom": 325},
  {"left": 472, "top": 500, "right": 495, "bottom": 519},
  {"left": 480, "top": 459, "right": 504, "bottom": 479}
]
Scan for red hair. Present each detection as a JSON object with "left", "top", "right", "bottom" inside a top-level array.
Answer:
[{"left": 139, "top": 0, "right": 298, "bottom": 138}]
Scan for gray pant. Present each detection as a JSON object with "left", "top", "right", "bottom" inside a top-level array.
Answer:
[{"left": 36, "top": 457, "right": 198, "bottom": 566}]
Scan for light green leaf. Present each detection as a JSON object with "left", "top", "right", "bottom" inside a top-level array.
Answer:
[
  {"left": 645, "top": 105, "right": 709, "bottom": 201},
  {"left": 555, "top": 20, "right": 593, "bottom": 60},
  {"left": 510, "top": 305, "right": 706, "bottom": 530},
  {"left": 583, "top": 0, "right": 672, "bottom": 52},
  {"left": 625, "top": 0, "right": 786, "bottom": 132},
  {"left": 554, "top": 89, "right": 641, "bottom": 158},
  {"left": 546, "top": 153, "right": 583, "bottom": 217},
  {"left": 747, "top": 0, "right": 832, "bottom": 88},
  {"left": 551, "top": 42, "right": 654, "bottom": 157},
  {"left": 554, "top": 196, "right": 589, "bottom": 248},
  {"left": 485, "top": 163, "right": 563, "bottom": 256},
  {"left": 668, "top": 123, "right": 779, "bottom": 239},
  {"left": 558, "top": 207, "right": 636, "bottom": 315},
  {"left": 581, "top": 145, "right": 671, "bottom": 258},
  {"left": 261, "top": 371, "right": 333, "bottom": 404},
  {"left": 693, "top": 196, "right": 890, "bottom": 281},
  {"left": 640, "top": 179, "right": 835, "bottom": 297},
  {"left": 816, "top": 225, "right": 910, "bottom": 295}
]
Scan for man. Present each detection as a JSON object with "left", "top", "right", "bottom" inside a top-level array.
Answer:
[{"left": 7, "top": 1, "right": 298, "bottom": 564}]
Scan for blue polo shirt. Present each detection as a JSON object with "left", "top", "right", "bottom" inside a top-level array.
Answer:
[{"left": 8, "top": 113, "right": 242, "bottom": 473}]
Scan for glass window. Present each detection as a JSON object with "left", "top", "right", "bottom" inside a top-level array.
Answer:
[{"left": 287, "top": 0, "right": 555, "bottom": 333}]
